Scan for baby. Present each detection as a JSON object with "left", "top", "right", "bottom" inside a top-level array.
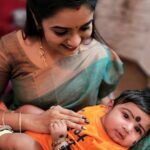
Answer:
[{"left": 0, "top": 89, "right": 150, "bottom": 150}]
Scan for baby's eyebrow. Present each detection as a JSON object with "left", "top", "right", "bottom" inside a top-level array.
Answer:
[
  {"left": 139, "top": 124, "right": 146, "bottom": 135},
  {"left": 123, "top": 108, "right": 134, "bottom": 119}
]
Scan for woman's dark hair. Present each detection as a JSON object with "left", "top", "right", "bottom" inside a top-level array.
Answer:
[
  {"left": 113, "top": 88, "right": 150, "bottom": 115},
  {"left": 23, "top": 0, "right": 97, "bottom": 39}
]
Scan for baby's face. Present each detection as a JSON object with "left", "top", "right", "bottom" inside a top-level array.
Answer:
[{"left": 102, "top": 102, "right": 150, "bottom": 148}]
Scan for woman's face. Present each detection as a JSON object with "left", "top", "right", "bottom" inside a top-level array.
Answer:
[{"left": 41, "top": 5, "right": 94, "bottom": 56}]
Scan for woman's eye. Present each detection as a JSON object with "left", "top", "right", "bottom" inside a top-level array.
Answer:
[
  {"left": 80, "top": 26, "right": 90, "bottom": 31},
  {"left": 53, "top": 30, "right": 68, "bottom": 36},
  {"left": 123, "top": 112, "right": 129, "bottom": 119},
  {"left": 135, "top": 127, "right": 142, "bottom": 134}
]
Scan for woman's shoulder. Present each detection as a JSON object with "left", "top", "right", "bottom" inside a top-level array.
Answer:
[
  {"left": 93, "top": 39, "right": 122, "bottom": 62},
  {"left": 84, "top": 39, "right": 110, "bottom": 54},
  {"left": 81, "top": 39, "right": 107, "bottom": 52},
  {"left": 0, "top": 31, "right": 20, "bottom": 53},
  {"left": 82, "top": 39, "right": 121, "bottom": 61},
  {"left": 0, "top": 30, "right": 31, "bottom": 67},
  {"left": 1, "top": 31, "right": 17, "bottom": 43}
]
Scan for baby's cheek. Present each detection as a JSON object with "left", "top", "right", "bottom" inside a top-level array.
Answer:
[
  {"left": 132, "top": 141, "right": 137, "bottom": 146},
  {"left": 129, "top": 134, "right": 141, "bottom": 147}
]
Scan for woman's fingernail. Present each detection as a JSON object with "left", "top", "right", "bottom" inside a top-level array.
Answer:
[
  {"left": 82, "top": 116, "right": 90, "bottom": 124},
  {"left": 82, "top": 116, "right": 87, "bottom": 119},
  {"left": 81, "top": 126, "right": 87, "bottom": 130},
  {"left": 85, "top": 119, "right": 90, "bottom": 124}
]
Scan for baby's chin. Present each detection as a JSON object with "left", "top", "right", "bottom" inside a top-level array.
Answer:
[
  {"left": 111, "top": 138, "right": 131, "bottom": 148},
  {"left": 108, "top": 133, "right": 130, "bottom": 148},
  {"left": 115, "top": 140, "right": 130, "bottom": 148}
]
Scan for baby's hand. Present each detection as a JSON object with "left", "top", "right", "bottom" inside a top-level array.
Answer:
[{"left": 50, "top": 119, "right": 67, "bottom": 142}]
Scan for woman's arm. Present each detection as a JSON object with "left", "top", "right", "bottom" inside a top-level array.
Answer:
[
  {"left": 26, "top": 105, "right": 87, "bottom": 133},
  {"left": 0, "top": 105, "right": 87, "bottom": 133}
]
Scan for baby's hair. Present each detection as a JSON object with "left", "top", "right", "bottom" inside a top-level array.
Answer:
[{"left": 113, "top": 88, "right": 150, "bottom": 115}]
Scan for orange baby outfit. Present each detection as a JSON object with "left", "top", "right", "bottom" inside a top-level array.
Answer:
[{"left": 26, "top": 105, "right": 128, "bottom": 150}]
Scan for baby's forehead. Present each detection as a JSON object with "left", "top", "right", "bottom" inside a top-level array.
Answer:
[{"left": 117, "top": 102, "right": 150, "bottom": 125}]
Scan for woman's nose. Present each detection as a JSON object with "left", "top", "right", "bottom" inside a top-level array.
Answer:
[{"left": 68, "top": 33, "right": 81, "bottom": 48}]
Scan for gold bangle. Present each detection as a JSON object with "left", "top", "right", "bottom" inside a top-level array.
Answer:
[
  {"left": 19, "top": 112, "right": 22, "bottom": 133},
  {"left": 1, "top": 111, "right": 6, "bottom": 126}
]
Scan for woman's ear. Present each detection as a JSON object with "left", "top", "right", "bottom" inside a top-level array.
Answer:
[{"left": 105, "top": 99, "right": 114, "bottom": 113}]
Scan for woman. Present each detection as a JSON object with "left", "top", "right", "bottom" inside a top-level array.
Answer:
[{"left": 0, "top": 0, "right": 123, "bottom": 135}]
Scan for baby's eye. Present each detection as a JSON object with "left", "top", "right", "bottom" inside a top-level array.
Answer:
[
  {"left": 123, "top": 112, "right": 129, "bottom": 119},
  {"left": 135, "top": 127, "right": 142, "bottom": 134}
]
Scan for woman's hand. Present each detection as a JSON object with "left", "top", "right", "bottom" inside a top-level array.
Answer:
[{"left": 28, "top": 105, "right": 88, "bottom": 133}]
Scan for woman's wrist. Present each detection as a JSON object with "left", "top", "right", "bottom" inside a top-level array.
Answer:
[
  {"left": 21, "top": 113, "right": 39, "bottom": 132},
  {"left": 22, "top": 113, "right": 50, "bottom": 133},
  {"left": 6, "top": 112, "right": 36, "bottom": 132},
  {"left": 0, "top": 111, "right": 21, "bottom": 131}
]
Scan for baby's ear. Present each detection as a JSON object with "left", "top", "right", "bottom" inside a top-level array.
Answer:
[{"left": 105, "top": 99, "right": 114, "bottom": 113}]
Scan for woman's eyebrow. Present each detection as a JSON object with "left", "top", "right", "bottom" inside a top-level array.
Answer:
[
  {"left": 80, "top": 19, "right": 93, "bottom": 27},
  {"left": 51, "top": 19, "right": 93, "bottom": 30},
  {"left": 51, "top": 26, "right": 68, "bottom": 30}
]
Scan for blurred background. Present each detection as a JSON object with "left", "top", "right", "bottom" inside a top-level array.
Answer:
[
  {"left": 95, "top": 0, "right": 150, "bottom": 96},
  {"left": 0, "top": 0, "right": 26, "bottom": 37},
  {"left": 0, "top": 0, "right": 149, "bottom": 97}
]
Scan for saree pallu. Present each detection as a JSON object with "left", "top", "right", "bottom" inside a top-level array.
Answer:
[{"left": 0, "top": 32, "right": 123, "bottom": 111}]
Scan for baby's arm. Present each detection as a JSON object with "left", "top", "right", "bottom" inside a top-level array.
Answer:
[{"left": 50, "top": 120, "right": 70, "bottom": 150}]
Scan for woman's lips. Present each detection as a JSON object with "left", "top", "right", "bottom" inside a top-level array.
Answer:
[{"left": 61, "top": 44, "right": 78, "bottom": 51}]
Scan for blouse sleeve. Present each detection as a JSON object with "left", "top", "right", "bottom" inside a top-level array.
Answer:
[
  {"left": 98, "top": 47, "right": 124, "bottom": 99},
  {"left": 0, "top": 38, "right": 11, "bottom": 96}
]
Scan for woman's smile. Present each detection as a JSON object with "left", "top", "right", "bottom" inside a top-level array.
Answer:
[{"left": 61, "top": 43, "right": 79, "bottom": 51}]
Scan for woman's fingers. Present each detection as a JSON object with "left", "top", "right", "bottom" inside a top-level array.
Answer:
[
  {"left": 50, "top": 118, "right": 86, "bottom": 130},
  {"left": 50, "top": 105, "right": 88, "bottom": 123},
  {"left": 48, "top": 105, "right": 89, "bottom": 130},
  {"left": 53, "top": 111, "right": 88, "bottom": 125},
  {"left": 59, "top": 107, "right": 83, "bottom": 118},
  {"left": 65, "top": 120, "right": 87, "bottom": 130}
]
